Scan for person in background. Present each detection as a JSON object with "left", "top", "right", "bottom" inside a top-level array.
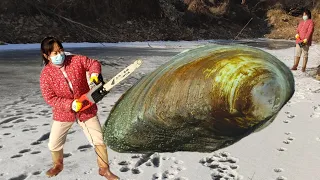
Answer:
[
  {"left": 291, "top": 9, "right": 314, "bottom": 72},
  {"left": 39, "top": 37, "right": 119, "bottom": 180}
]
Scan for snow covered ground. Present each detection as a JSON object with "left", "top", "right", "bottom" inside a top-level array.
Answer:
[{"left": 0, "top": 39, "right": 320, "bottom": 180}]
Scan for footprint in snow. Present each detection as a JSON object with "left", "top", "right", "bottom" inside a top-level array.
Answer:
[
  {"left": 8, "top": 174, "right": 28, "bottom": 180},
  {"left": 283, "top": 120, "right": 290, "bottom": 124},
  {"left": 200, "top": 151, "right": 242, "bottom": 180},
  {"left": 274, "top": 168, "right": 284, "bottom": 173},
  {"left": 277, "top": 147, "right": 287, "bottom": 152},
  {"left": 287, "top": 114, "right": 295, "bottom": 119},
  {"left": 276, "top": 176, "right": 287, "bottom": 180}
]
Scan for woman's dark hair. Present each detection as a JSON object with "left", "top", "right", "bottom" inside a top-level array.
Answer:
[
  {"left": 303, "top": 9, "right": 312, "bottom": 19},
  {"left": 41, "top": 37, "right": 63, "bottom": 65}
]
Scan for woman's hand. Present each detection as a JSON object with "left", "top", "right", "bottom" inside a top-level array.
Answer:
[
  {"left": 89, "top": 73, "right": 101, "bottom": 89},
  {"left": 72, "top": 99, "right": 83, "bottom": 112},
  {"left": 90, "top": 73, "right": 100, "bottom": 84}
]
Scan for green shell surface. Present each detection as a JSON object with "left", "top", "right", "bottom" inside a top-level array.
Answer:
[{"left": 103, "top": 44, "right": 295, "bottom": 153}]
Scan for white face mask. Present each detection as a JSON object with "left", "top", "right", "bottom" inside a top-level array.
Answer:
[{"left": 303, "top": 15, "right": 308, "bottom": 21}]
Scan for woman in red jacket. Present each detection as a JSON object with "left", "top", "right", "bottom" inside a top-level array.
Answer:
[
  {"left": 291, "top": 9, "right": 314, "bottom": 72},
  {"left": 39, "top": 37, "right": 118, "bottom": 180}
]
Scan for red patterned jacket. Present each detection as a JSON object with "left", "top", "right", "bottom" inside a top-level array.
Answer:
[
  {"left": 40, "top": 54, "right": 101, "bottom": 122},
  {"left": 296, "top": 19, "right": 314, "bottom": 46}
]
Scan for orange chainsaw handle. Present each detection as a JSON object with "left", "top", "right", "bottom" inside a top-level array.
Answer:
[
  {"left": 78, "top": 93, "right": 94, "bottom": 112},
  {"left": 77, "top": 82, "right": 108, "bottom": 112}
]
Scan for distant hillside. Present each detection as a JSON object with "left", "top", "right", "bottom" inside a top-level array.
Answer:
[{"left": 0, "top": 0, "right": 319, "bottom": 43}]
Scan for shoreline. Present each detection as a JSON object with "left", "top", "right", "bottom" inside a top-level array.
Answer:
[{"left": 0, "top": 38, "right": 303, "bottom": 52}]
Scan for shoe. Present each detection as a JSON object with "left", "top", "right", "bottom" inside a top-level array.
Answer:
[
  {"left": 46, "top": 149, "right": 63, "bottom": 177},
  {"left": 291, "top": 56, "right": 300, "bottom": 70},
  {"left": 95, "top": 145, "right": 119, "bottom": 180}
]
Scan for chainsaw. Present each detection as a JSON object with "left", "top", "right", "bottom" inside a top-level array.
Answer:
[{"left": 78, "top": 59, "right": 143, "bottom": 112}]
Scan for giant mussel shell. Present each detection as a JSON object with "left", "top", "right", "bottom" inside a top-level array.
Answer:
[{"left": 103, "top": 44, "right": 295, "bottom": 153}]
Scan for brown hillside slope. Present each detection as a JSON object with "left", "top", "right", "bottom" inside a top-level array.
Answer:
[{"left": 0, "top": 0, "right": 319, "bottom": 43}]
